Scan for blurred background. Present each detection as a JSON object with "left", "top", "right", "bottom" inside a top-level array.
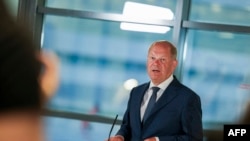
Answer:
[{"left": 4, "top": 0, "right": 250, "bottom": 140}]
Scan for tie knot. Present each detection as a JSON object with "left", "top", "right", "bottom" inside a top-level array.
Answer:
[{"left": 151, "top": 87, "right": 160, "bottom": 94}]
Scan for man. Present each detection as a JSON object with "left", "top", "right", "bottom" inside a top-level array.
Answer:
[{"left": 108, "top": 40, "right": 203, "bottom": 141}]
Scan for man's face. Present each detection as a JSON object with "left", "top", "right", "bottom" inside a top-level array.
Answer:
[{"left": 147, "top": 44, "right": 177, "bottom": 85}]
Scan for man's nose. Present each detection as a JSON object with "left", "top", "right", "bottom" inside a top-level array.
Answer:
[{"left": 153, "top": 59, "right": 161, "bottom": 65}]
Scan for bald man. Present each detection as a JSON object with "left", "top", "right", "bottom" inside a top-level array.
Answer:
[{"left": 108, "top": 40, "right": 203, "bottom": 141}]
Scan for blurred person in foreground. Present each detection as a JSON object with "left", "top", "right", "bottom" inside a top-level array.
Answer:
[
  {"left": 0, "top": 1, "right": 59, "bottom": 141},
  {"left": 108, "top": 40, "right": 203, "bottom": 141}
]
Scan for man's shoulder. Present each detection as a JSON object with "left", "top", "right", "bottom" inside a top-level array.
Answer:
[
  {"left": 172, "top": 77, "right": 200, "bottom": 98},
  {"left": 129, "top": 82, "right": 149, "bottom": 94},
  {"left": 133, "top": 82, "right": 149, "bottom": 90}
]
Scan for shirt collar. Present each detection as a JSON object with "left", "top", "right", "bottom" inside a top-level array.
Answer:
[{"left": 149, "top": 75, "right": 174, "bottom": 90}]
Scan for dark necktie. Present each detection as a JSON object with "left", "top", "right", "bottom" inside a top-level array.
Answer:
[{"left": 143, "top": 86, "right": 160, "bottom": 123}]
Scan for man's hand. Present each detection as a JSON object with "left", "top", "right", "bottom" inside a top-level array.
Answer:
[
  {"left": 106, "top": 135, "right": 124, "bottom": 141},
  {"left": 144, "top": 137, "right": 157, "bottom": 141}
]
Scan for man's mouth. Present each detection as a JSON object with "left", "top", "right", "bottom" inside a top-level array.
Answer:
[{"left": 152, "top": 69, "right": 160, "bottom": 72}]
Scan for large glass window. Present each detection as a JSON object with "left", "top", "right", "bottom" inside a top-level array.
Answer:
[
  {"left": 45, "top": 0, "right": 176, "bottom": 15},
  {"left": 182, "top": 30, "right": 250, "bottom": 128},
  {"left": 36, "top": 0, "right": 250, "bottom": 140},
  {"left": 44, "top": 117, "right": 120, "bottom": 141},
  {"left": 190, "top": 0, "right": 250, "bottom": 26},
  {"left": 42, "top": 15, "right": 173, "bottom": 117}
]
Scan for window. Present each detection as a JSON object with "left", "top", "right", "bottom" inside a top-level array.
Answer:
[
  {"left": 182, "top": 30, "right": 250, "bottom": 128},
  {"left": 22, "top": 0, "right": 250, "bottom": 140},
  {"left": 190, "top": 0, "right": 250, "bottom": 26}
]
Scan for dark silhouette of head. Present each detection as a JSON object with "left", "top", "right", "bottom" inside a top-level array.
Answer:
[{"left": 0, "top": 0, "right": 43, "bottom": 113}]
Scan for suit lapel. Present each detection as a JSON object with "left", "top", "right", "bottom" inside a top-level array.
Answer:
[
  {"left": 133, "top": 83, "right": 149, "bottom": 130},
  {"left": 144, "top": 78, "right": 180, "bottom": 123}
]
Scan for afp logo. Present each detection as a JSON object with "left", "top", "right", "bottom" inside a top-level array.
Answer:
[{"left": 224, "top": 124, "right": 250, "bottom": 141}]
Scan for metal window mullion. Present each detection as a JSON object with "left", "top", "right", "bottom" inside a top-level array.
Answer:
[
  {"left": 183, "top": 21, "right": 250, "bottom": 33},
  {"left": 173, "top": 0, "right": 191, "bottom": 81},
  {"left": 17, "top": 0, "right": 45, "bottom": 49},
  {"left": 37, "top": 6, "right": 175, "bottom": 27},
  {"left": 43, "top": 109, "right": 122, "bottom": 125}
]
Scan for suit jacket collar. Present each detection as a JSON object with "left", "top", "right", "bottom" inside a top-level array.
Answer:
[
  {"left": 134, "top": 83, "right": 150, "bottom": 130},
  {"left": 142, "top": 76, "right": 181, "bottom": 125}
]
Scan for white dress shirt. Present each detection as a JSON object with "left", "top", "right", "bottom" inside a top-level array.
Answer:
[
  {"left": 140, "top": 75, "right": 174, "bottom": 141},
  {"left": 140, "top": 75, "right": 174, "bottom": 120}
]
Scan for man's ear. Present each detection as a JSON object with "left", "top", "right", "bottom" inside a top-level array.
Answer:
[
  {"left": 172, "top": 59, "right": 178, "bottom": 71},
  {"left": 39, "top": 51, "right": 59, "bottom": 100}
]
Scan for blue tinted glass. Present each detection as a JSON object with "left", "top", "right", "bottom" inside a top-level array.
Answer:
[
  {"left": 45, "top": 0, "right": 176, "bottom": 15},
  {"left": 44, "top": 117, "right": 121, "bottom": 141},
  {"left": 182, "top": 30, "right": 250, "bottom": 128},
  {"left": 42, "top": 15, "right": 173, "bottom": 116},
  {"left": 191, "top": 0, "right": 250, "bottom": 26}
]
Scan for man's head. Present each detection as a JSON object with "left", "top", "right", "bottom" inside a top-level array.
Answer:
[
  {"left": 0, "top": 26, "right": 59, "bottom": 140},
  {"left": 0, "top": 1, "right": 59, "bottom": 141},
  {"left": 0, "top": 0, "right": 59, "bottom": 113},
  {"left": 147, "top": 40, "right": 178, "bottom": 85}
]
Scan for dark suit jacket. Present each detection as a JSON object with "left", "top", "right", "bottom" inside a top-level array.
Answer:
[{"left": 116, "top": 76, "right": 203, "bottom": 141}]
